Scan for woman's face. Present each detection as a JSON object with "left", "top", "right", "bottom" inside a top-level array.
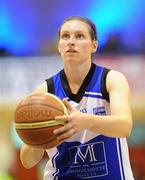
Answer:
[{"left": 58, "top": 20, "right": 97, "bottom": 65}]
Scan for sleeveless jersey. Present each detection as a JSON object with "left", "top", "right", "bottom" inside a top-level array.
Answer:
[{"left": 44, "top": 63, "right": 134, "bottom": 180}]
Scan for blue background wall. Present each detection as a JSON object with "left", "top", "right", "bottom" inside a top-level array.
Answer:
[{"left": 0, "top": 0, "right": 144, "bottom": 55}]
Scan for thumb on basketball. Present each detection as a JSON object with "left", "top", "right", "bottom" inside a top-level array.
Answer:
[{"left": 62, "top": 98, "right": 74, "bottom": 112}]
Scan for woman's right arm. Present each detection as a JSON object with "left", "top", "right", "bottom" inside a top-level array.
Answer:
[
  {"left": 20, "top": 82, "right": 48, "bottom": 169},
  {"left": 20, "top": 144, "right": 45, "bottom": 169}
]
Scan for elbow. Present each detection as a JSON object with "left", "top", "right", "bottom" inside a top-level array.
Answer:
[
  {"left": 20, "top": 151, "right": 36, "bottom": 169},
  {"left": 124, "top": 128, "right": 132, "bottom": 138},
  {"left": 21, "top": 160, "right": 35, "bottom": 169},
  {"left": 122, "top": 119, "right": 133, "bottom": 138},
  {"left": 22, "top": 162, "right": 32, "bottom": 169},
  {"left": 20, "top": 157, "right": 34, "bottom": 169}
]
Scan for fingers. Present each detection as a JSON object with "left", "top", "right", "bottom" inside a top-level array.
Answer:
[
  {"left": 54, "top": 99, "right": 77, "bottom": 141},
  {"left": 53, "top": 120, "right": 73, "bottom": 135},
  {"left": 56, "top": 129, "right": 75, "bottom": 141},
  {"left": 53, "top": 117, "right": 75, "bottom": 141},
  {"left": 62, "top": 98, "right": 74, "bottom": 112},
  {"left": 55, "top": 115, "right": 69, "bottom": 122}
]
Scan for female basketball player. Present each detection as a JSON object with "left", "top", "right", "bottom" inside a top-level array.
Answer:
[{"left": 20, "top": 16, "right": 134, "bottom": 179}]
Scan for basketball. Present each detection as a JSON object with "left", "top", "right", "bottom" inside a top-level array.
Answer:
[{"left": 14, "top": 93, "right": 68, "bottom": 149}]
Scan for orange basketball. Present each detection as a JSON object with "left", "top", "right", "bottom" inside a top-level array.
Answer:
[{"left": 14, "top": 93, "right": 68, "bottom": 149}]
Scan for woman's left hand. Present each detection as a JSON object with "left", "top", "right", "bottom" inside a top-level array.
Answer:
[{"left": 53, "top": 99, "right": 86, "bottom": 141}]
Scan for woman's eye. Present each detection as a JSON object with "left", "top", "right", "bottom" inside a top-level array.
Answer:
[
  {"left": 76, "top": 34, "right": 84, "bottom": 39},
  {"left": 61, "top": 34, "right": 69, "bottom": 39}
]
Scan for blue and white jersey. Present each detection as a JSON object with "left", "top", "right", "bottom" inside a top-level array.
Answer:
[{"left": 44, "top": 64, "right": 134, "bottom": 180}]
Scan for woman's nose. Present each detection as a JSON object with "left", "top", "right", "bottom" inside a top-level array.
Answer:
[{"left": 68, "top": 37, "right": 75, "bottom": 45}]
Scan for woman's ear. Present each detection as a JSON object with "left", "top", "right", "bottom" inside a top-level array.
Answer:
[{"left": 92, "top": 41, "right": 98, "bottom": 53}]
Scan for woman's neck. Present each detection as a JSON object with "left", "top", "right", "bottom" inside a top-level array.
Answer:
[{"left": 63, "top": 61, "right": 92, "bottom": 94}]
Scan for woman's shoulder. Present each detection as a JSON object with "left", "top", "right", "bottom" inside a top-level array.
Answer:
[
  {"left": 35, "top": 82, "right": 48, "bottom": 93},
  {"left": 107, "top": 70, "right": 127, "bottom": 82},
  {"left": 106, "top": 69, "right": 130, "bottom": 92}
]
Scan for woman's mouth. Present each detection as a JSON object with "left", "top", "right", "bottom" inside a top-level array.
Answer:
[{"left": 67, "top": 49, "right": 77, "bottom": 53}]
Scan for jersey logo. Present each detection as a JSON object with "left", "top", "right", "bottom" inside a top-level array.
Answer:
[
  {"left": 73, "top": 144, "right": 97, "bottom": 164},
  {"left": 93, "top": 106, "right": 106, "bottom": 115},
  {"left": 80, "top": 108, "right": 87, "bottom": 113},
  {"left": 68, "top": 142, "right": 108, "bottom": 178}
]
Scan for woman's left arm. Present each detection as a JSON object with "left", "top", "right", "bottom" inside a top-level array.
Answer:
[{"left": 54, "top": 70, "right": 133, "bottom": 140}]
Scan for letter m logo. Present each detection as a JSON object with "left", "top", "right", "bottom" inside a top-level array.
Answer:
[
  {"left": 68, "top": 142, "right": 108, "bottom": 177},
  {"left": 69, "top": 142, "right": 106, "bottom": 167},
  {"left": 73, "top": 144, "right": 97, "bottom": 164}
]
